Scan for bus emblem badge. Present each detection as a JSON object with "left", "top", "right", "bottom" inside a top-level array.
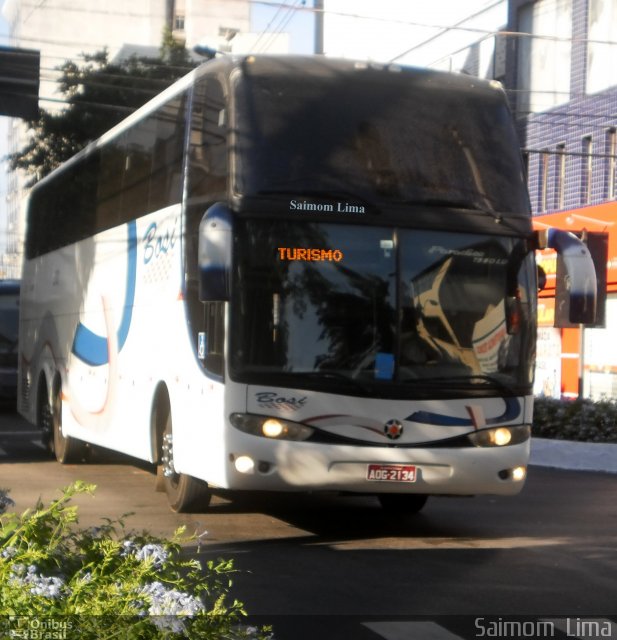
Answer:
[{"left": 384, "top": 419, "right": 403, "bottom": 440}]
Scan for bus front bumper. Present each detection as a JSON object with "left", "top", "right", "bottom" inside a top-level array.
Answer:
[{"left": 223, "top": 439, "right": 531, "bottom": 497}]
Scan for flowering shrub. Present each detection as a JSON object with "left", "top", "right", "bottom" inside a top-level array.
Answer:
[
  {"left": 533, "top": 397, "right": 617, "bottom": 443},
  {"left": 0, "top": 481, "right": 272, "bottom": 639}
]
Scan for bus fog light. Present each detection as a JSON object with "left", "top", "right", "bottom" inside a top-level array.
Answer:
[
  {"left": 498, "top": 466, "right": 527, "bottom": 481},
  {"left": 512, "top": 466, "right": 526, "bottom": 481},
  {"left": 234, "top": 455, "right": 255, "bottom": 474}
]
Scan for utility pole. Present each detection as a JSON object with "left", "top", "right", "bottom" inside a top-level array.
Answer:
[
  {"left": 165, "top": 0, "right": 175, "bottom": 30},
  {"left": 314, "top": 0, "right": 324, "bottom": 54}
]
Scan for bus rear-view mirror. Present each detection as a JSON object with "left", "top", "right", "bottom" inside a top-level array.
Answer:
[{"left": 198, "top": 203, "right": 233, "bottom": 301}]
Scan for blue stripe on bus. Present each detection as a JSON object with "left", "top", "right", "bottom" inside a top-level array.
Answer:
[
  {"left": 71, "top": 220, "right": 137, "bottom": 367},
  {"left": 406, "top": 397, "right": 521, "bottom": 426}
]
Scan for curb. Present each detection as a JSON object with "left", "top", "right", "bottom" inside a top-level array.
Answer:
[{"left": 530, "top": 437, "right": 617, "bottom": 474}]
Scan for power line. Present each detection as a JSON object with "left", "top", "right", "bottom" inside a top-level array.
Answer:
[
  {"left": 3, "top": 2, "right": 617, "bottom": 56},
  {"left": 253, "top": 0, "right": 305, "bottom": 53},
  {"left": 389, "top": 0, "right": 504, "bottom": 63},
  {"left": 250, "top": 0, "right": 290, "bottom": 52}
]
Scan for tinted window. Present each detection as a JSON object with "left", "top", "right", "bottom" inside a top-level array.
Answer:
[
  {"left": 233, "top": 61, "right": 529, "bottom": 215},
  {"left": 187, "top": 77, "right": 227, "bottom": 202},
  {"left": 26, "top": 92, "right": 187, "bottom": 259},
  {"left": 149, "top": 95, "right": 186, "bottom": 212}
]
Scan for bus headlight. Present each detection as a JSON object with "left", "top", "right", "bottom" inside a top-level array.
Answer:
[
  {"left": 230, "top": 413, "right": 314, "bottom": 441},
  {"left": 468, "top": 425, "right": 530, "bottom": 448}
]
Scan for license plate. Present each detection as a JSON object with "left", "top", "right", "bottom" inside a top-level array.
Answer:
[{"left": 367, "top": 464, "right": 417, "bottom": 482}]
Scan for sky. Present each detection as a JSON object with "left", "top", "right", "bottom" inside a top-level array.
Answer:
[
  {"left": 249, "top": 0, "right": 500, "bottom": 62},
  {"left": 0, "top": 0, "right": 499, "bottom": 256},
  {"left": 321, "top": 0, "right": 500, "bottom": 65}
]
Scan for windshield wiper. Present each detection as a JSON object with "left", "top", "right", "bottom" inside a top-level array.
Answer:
[
  {"left": 293, "top": 370, "right": 372, "bottom": 394},
  {"left": 401, "top": 374, "right": 512, "bottom": 393}
]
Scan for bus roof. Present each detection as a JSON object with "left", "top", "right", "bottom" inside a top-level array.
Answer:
[{"left": 30, "top": 55, "right": 508, "bottom": 193}]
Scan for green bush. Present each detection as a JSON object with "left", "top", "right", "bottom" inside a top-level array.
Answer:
[
  {"left": 533, "top": 397, "right": 617, "bottom": 443},
  {"left": 0, "top": 481, "right": 272, "bottom": 639}
]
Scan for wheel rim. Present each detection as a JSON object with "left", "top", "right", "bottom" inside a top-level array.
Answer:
[
  {"left": 52, "top": 391, "right": 65, "bottom": 459},
  {"left": 161, "top": 431, "right": 180, "bottom": 489}
]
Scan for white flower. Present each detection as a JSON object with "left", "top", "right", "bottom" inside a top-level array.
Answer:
[
  {"left": 9, "top": 564, "right": 68, "bottom": 599},
  {"left": 29, "top": 575, "right": 65, "bottom": 599},
  {"left": 152, "top": 615, "right": 187, "bottom": 634},
  {"left": 135, "top": 543, "right": 168, "bottom": 569},
  {"left": 121, "top": 540, "right": 136, "bottom": 556},
  {"left": 140, "top": 581, "right": 205, "bottom": 632},
  {"left": 1, "top": 546, "right": 17, "bottom": 559}
]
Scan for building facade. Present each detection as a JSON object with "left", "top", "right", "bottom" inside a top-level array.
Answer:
[
  {"left": 333, "top": 0, "right": 617, "bottom": 400},
  {"left": 506, "top": 0, "right": 617, "bottom": 400}
]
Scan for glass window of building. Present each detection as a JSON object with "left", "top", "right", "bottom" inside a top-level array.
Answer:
[
  {"left": 517, "top": 0, "right": 572, "bottom": 113},
  {"left": 587, "top": 0, "right": 617, "bottom": 94}
]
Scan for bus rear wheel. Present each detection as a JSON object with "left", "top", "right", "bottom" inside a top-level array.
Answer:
[
  {"left": 161, "top": 413, "right": 211, "bottom": 513},
  {"left": 51, "top": 381, "right": 86, "bottom": 464},
  {"left": 378, "top": 494, "right": 428, "bottom": 514},
  {"left": 36, "top": 379, "right": 54, "bottom": 457}
]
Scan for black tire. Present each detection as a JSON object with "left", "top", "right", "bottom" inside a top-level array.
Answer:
[
  {"left": 378, "top": 493, "right": 428, "bottom": 514},
  {"left": 160, "top": 399, "right": 211, "bottom": 513},
  {"left": 51, "top": 380, "right": 86, "bottom": 464},
  {"left": 36, "top": 379, "right": 54, "bottom": 457}
]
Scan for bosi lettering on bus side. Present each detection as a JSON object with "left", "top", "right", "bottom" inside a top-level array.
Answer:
[
  {"left": 255, "top": 391, "right": 308, "bottom": 412},
  {"left": 143, "top": 218, "right": 178, "bottom": 264}
]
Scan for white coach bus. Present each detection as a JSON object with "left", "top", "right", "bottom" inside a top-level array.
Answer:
[{"left": 18, "top": 56, "right": 597, "bottom": 512}]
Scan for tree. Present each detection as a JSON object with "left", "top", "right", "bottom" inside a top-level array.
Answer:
[{"left": 10, "top": 28, "right": 200, "bottom": 185}]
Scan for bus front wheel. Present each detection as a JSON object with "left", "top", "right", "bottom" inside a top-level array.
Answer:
[{"left": 161, "top": 414, "right": 211, "bottom": 513}]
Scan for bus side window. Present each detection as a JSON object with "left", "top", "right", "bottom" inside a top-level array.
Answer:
[
  {"left": 149, "top": 95, "right": 185, "bottom": 213},
  {"left": 97, "top": 136, "right": 125, "bottom": 230},
  {"left": 122, "top": 121, "right": 155, "bottom": 221},
  {"left": 188, "top": 77, "right": 227, "bottom": 201},
  {"left": 184, "top": 77, "right": 228, "bottom": 370}
]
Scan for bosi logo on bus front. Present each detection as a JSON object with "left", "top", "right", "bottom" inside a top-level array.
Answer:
[{"left": 255, "top": 391, "right": 307, "bottom": 412}]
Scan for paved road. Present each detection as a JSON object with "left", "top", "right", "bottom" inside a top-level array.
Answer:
[{"left": 1, "top": 411, "right": 616, "bottom": 639}]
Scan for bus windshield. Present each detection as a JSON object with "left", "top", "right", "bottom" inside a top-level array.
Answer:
[
  {"left": 230, "top": 219, "right": 536, "bottom": 398},
  {"left": 232, "top": 61, "right": 529, "bottom": 215}
]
